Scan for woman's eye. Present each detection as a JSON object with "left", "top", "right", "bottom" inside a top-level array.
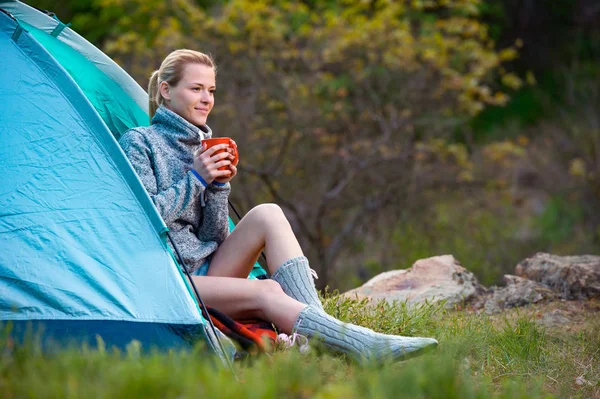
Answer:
[{"left": 209, "top": 90, "right": 216, "bottom": 94}]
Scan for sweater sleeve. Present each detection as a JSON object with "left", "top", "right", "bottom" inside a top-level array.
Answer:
[
  {"left": 196, "top": 182, "right": 231, "bottom": 245},
  {"left": 119, "top": 130, "right": 207, "bottom": 227}
]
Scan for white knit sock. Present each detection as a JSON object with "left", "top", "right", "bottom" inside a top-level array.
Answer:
[
  {"left": 271, "top": 256, "right": 324, "bottom": 311},
  {"left": 293, "top": 306, "right": 438, "bottom": 363}
]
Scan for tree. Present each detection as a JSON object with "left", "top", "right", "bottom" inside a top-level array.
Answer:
[{"left": 94, "top": 0, "right": 521, "bottom": 287}]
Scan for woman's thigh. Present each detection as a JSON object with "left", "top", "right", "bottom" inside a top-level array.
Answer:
[
  {"left": 205, "top": 222, "right": 263, "bottom": 278},
  {"left": 207, "top": 204, "right": 303, "bottom": 278},
  {"left": 190, "top": 275, "right": 305, "bottom": 332},
  {"left": 190, "top": 276, "right": 272, "bottom": 319}
]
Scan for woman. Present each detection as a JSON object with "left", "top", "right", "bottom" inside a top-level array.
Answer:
[{"left": 119, "top": 49, "right": 438, "bottom": 362}]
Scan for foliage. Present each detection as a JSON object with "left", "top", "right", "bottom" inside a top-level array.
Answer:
[
  {"left": 22, "top": 0, "right": 598, "bottom": 289},
  {"left": 80, "top": 0, "right": 522, "bottom": 287},
  {"left": 2, "top": 293, "right": 599, "bottom": 398},
  {"left": 338, "top": 193, "right": 534, "bottom": 288}
]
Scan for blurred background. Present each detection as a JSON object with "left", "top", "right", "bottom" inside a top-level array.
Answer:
[{"left": 28, "top": 0, "right": 600, "bottom": 290}]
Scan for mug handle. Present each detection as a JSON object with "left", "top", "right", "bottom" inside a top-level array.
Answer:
[{"left": 229, "top": 139, "right": 239, "bottom": 166}]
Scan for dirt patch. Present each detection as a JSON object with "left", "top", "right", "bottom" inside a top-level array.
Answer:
[{"left": 481, "top": 298, "right": 600, "bottom": 334}]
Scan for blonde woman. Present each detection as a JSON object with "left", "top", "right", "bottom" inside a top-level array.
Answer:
[{"left": 119, "top": 49, "right": 438, "bottom": 362}]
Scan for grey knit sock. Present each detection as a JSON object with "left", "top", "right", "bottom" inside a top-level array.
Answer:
[
  {"left": 271, "top": 256, "right": 324, "bottom": 311},
  {"left": 293, "top": 306, "right": 438, "bottom": 363}
]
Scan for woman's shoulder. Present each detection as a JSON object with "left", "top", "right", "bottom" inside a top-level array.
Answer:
[{"left": 119, "top": 125, "right": 156, "bottom": 148}]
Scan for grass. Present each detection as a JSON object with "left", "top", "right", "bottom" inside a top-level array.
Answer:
[{"left": 1, "top": 293, "right": 598, "bottom": 398}]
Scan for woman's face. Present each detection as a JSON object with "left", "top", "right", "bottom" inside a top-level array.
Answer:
[{"left": 161, "top": 63, "right": 216, "bottom": 127}]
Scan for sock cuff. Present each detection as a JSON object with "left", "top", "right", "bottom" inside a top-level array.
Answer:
[
  {"left": 292, "top": 305, "right": 313, "bottom": 332},
  {"left": 271, "top": 256, "right": 309, "bottom": 280},
  {"left": 271, "top": 256, "right": 323, "bottom": 311}
]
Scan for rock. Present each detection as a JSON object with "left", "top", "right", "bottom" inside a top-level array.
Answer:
[
  {"left": 537, "top": 309, "right": 571, "bottom": 328},
  {"left": 575, "top": 376, "right": 594, "bottom": 387},
  {"left": 515, "top": 253, "right": 600, "bottom": 299},
  {"left": 343, "top": 255, "right": 486, "bottom": 308},
  {"left": 482, "top": 275, "right": 556, "bottom": 314}
]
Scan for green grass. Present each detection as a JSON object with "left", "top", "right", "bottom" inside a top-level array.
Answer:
[{"left": 2, "top": 293, "right": 598, "bottom": 398}]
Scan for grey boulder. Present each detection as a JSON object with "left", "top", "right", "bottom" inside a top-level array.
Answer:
[{"left": 343, "top": 255, "right": 486, "bottom": 308}]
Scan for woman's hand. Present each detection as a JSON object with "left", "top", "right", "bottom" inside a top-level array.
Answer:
[
  {"left": 213, "top": 144, "right": 237, "bottom": 184},
  {"left": 213, "top": 164, "right": 237, "bottom": 184},
  {"left": 193, "top": 143, "right": 235, "bottom": 184}
]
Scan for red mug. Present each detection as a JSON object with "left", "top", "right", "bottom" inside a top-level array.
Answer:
[{"left": 201, "top": 137, "right": 239, "bottom": 171}]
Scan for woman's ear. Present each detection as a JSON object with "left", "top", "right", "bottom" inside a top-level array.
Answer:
[{"left": 159, "top": 81, "right": 171, "bottom": 101}]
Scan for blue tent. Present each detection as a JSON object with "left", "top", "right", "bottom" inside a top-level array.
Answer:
[{"left": 0, "top": 1, "right": 264, "bottom": 360}]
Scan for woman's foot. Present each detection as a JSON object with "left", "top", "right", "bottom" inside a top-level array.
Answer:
[{"left": 293, "top": 306, "right": 438, "bottom": 363}]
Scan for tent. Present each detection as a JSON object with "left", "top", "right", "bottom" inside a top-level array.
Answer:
[{"left": 0, "top": 0, "right": 265, "bottom": 361}]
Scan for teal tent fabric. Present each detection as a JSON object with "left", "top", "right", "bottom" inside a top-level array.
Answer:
[
  {"left": 20, "top": 21, "right": 149, "bottom": 140},
  {"left": 0, "top": 0, "right": 267, "bottom": 281},
  {"left": 0, "top": 9, "right": 232, "bottom": 358},
  {"left": 0, "top": 0, "right": 148, "bottom": 121},
  {"left": 0, "top": 0, "right": 267, "bottom": 356}
]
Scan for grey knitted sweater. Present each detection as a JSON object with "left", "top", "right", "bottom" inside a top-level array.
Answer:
[{"left": 119, "top": 105, "right": 230, "bottom": 272}]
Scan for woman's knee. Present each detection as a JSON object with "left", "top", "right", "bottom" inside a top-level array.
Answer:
[
  {"left": 263, "top": 279, "right": 285, "bottom": 294},
  {"left": 257, "top": 279, "right": 286, "bottom": 302},
  {"left": 249, "top": 203, "right": 283, "bottom": 218},
  {"left": 247, "top": 203, "right": 288, "bottom": 227}
]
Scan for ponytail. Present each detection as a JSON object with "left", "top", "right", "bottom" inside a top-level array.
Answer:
[{"left": 148, "top": 70, "right": 160, "bottom": 121}]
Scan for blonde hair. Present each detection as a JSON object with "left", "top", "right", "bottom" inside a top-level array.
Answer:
[{"left": 148, "top": 49, "right": 216, "bottom": 120}]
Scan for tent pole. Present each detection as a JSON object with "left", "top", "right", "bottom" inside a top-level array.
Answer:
[
  {"left": 165, "top": 231, "right": 236, "bottom": 375},
  {"left": 228, "top": 200, "right": 268, "bottom": 266}
]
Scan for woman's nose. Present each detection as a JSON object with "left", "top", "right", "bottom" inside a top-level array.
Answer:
[{"left": 201, "top": 90, "right": 212, "bottom": 103}]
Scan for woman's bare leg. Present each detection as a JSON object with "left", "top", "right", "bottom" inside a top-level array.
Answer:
[
  {"left": 199, "top": 203, "right": 318, "bottom": 331},
  {"left": 190, "top": 276, "right": 305, "bottom": 333},
  {"left": 191, "top": 213, "right": 439, "bottom": 361},
  {"left": 207, "top": 203, "right": 303, "bottom": 278},
  {"left": 192, "top": 276, "right": 438, "bottom": 363}
]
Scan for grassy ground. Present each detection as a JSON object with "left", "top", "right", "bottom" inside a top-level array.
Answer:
[{"left": 1, "top": 293, "right": 599, "bottom": 398}]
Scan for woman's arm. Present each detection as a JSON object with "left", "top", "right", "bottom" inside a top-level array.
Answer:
[
  {"left": 119, "top": 130, "right": 207, "bottom": 226},
  {"left": 197, "top": 183, "right": 231, "bottom": 245}
]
